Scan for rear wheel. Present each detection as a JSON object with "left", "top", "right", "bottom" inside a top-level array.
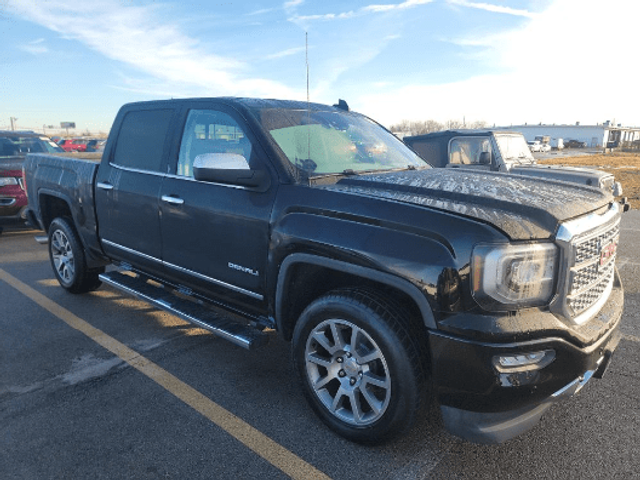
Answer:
[
  {"left": 292, "top": 289, "right": 426, "bottom": 444},
  {"left": 48, "top": 217, "right": 103, "bottom": 293}
]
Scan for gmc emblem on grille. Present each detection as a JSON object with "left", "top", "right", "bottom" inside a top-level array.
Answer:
[{"left": 599, "top": 240, "right": 617, "bottom": 266}]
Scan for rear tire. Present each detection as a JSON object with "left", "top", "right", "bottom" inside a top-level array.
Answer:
[
  {"left": 48, "top": 217, "right": 103, "bottom": 293},
  {"left": 292, "top": 289, "right": 426, "bottom": 444}
]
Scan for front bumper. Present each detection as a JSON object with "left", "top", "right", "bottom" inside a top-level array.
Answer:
[{"left": 431, "top": 275, "right": 623, "bottom": 444}]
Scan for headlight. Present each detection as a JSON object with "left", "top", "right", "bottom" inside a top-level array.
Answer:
[
  {"left": 0, "top": 177, "right": 19, "bottom": 187},
  {"left": 472, "top": 243, "right": 558, "bottom": 310}
]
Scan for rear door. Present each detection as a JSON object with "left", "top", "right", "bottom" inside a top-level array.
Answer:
[
  {"left": 159, "top": 104, "right": 277, "bottom": 313},
  {"left": 94, "top": 107, "right": 177, "bottom": 276}
]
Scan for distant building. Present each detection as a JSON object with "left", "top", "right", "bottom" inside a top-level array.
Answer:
[{"left": 501, "top": 122, "right": 640, "bottom": 149}]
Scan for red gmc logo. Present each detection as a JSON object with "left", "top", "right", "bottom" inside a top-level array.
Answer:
[{"left": 599, "top": 240, "right": 617, "bottom": 266}]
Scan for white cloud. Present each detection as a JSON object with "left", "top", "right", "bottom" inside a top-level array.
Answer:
[
  {"left": 288, "top": 0, "right": 434, "bottom": 26},
  {"left": 358, "top": 0, "right": 640, "bottom": 127},
  {"left": 265, "top": 46, "right": 307, "bottom": 60},
  {"left": 6, "top": 0, "right": 297, "bottom": 99},
  {"left": 19, "top": 38, "right": 48, "bottom": 55},
  {"left": 446, "top": 0, "right": 538, "bottom": 18}
]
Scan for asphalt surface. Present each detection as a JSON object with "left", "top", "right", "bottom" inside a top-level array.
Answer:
[{"left": 1, "top": 213, "right": 638, "bottom": 480}]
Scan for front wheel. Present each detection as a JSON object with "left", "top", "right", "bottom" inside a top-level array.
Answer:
[
  {"left": 292, "top": 289, "right": 426, "bottom": 444},
  {"left": 48, "top": 217, "right": 103, "bottom": 294}
]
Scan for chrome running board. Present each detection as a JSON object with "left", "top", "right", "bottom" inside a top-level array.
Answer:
[{"left": 99, "top": 270, "right": 269, "bottom": 350}]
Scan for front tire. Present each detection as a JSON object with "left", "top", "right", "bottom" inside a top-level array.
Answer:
[
  {"left": 48, "top": 217, "right": 103, "bottom": 293},
  {"left": 292, "top": 289, "right": 426, "bottom": 444}
]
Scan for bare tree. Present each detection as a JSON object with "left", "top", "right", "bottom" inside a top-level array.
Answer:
[
  {"left": 390, "top": 118, "right": 488, "bottom": 135},
  {"left": 468, "top": 120, "right": 488, "bottom": 129},
  {"left": 446, "top": 119, "right": 465, "bottom": 129},
  {"left": 390, "top": 119, "right": 444, "bottom": 136}
]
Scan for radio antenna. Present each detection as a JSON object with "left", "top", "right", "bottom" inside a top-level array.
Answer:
[
  {"left": 306, "top": 32, "right": 310, "bottom": 103},
  {"left": 305, "top": 32, "right": 311, "bottom": 162}
]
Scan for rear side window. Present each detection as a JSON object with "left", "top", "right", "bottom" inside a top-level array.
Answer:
[
  {"left": 449, "top": 137, "right": 491, "bottom": 165},
  {"left": 112, "top": 109, "right": 174, "bottom": 172},
  {"left": 408, "top": 140, "right": 443, "bottom": 167}
]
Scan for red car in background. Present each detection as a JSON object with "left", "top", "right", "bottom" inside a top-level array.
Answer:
[
  {"left": 59, "top": 138, "right": 88, "bottom": 152},
  {"left": 1, "top": 131, "right": 64, "bottom": 220}
]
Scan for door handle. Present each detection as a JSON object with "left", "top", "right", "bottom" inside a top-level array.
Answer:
[
  {"left": 97, "top": 181, "right": 114, "bottom": 191},
  {"left": 161, "top": 195, "right": 185, "bottom": 205}
]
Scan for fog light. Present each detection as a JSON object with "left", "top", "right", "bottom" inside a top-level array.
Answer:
[{"left": 493, "top": 350, "right": 555, "bottom": 372}]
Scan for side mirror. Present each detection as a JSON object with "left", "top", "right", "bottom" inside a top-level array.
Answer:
[
  {"left": 479, "top": 151, "right": 492, "bottom": 165},
  {"left": 193, "top": 153, "right": 270, "bottom": 191},
  {"left": 612, "top": 181, "right": 623, "bottom": 197}
]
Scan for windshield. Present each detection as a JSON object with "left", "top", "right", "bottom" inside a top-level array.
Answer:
[
  {"left": 495, "top": 134, "right": 535, "bottom": 164},
  {"left": 257, "top": 108, "right": 427, "bottom": 176}
]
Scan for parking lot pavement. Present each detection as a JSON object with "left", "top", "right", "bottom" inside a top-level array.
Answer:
[{"left": 1, "top": 215, "right": 639, "bottom": 479}]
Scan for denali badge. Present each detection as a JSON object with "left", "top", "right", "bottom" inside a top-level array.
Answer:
[
  {"left": 599, "top": 240, "right": 617, "bottom": 267},
  {"left": 228, "top": 262, "right": 259, "bottom": 277}
]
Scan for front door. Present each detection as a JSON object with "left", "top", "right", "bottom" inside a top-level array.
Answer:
[{"left": 159, "top": 107, "right": 276, "bottom": 313}]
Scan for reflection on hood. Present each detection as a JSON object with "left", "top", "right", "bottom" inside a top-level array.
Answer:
[{"left": 320, "top": 169, "right": 611, "bottom": 240}]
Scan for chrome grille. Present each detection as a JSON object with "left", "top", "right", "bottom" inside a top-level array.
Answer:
[
  {"left": 562, "top": 212, "right": 620, "bottom": 322},
  {"left": 574, "top": 224, "right": 619, "bottom": 265},
  {"left": 568, "top": 262, "right": 615, "bottom": 314},
  {"left": 552, "top": 203, "right": 621, "bottom": 325}
]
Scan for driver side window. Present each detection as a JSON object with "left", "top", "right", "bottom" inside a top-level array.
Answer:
[{"left": 177, "top": 110, "right": 252, "bottom": 177}]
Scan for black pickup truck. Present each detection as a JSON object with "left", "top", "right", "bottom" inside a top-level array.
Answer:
[{"left": 24, "top": 98, "right": 623, "bottom": 445}]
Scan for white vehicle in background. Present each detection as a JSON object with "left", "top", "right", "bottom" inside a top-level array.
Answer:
[
  {"left": 539, "top": 142, "right": 552, "bottom": 153},
  {"left": 528, "top": 140, "right": 542, "bottom": 152}
]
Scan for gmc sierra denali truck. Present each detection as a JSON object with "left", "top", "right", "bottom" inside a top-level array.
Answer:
[
  {"left": 404, "top": 129, "right": 626, "bottom": 200},
  {"left": 24, "top": 98, "right": 623, "bottom": 445}
]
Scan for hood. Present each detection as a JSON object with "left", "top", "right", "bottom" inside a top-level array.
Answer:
[
  {"left": 510, "top": 164, "right": 613, "bottom": 188},
  {"left": 321, "top": 169, "right": 612, "bottom": 240}
]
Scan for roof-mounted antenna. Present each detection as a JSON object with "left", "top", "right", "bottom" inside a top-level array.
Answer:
[
  {"left": 305, "top": 32, "right": 312, "bottom": 163},
  {"left": 306, "top": 32, "right": 310, "bottom": 104}
]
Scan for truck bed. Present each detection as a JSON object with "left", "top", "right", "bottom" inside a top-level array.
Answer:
[{"left": 24, "top": 152, "right": 104, "bottom": 263}]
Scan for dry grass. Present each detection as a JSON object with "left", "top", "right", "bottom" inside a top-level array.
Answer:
[{"left": 539, "top": 152, "right": 640, "bottom": 209}]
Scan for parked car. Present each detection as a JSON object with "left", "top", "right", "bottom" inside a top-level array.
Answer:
[
  {"left": 564, "top": 139, "right": 587, "bottom": 149},
  {"left": 59, "top": 138, "right": 88, "bottom": 152},
  {"left": 528, "top": 140, "right": 542, "bottom": 152},
  {"left": 24, "top": 98, "right": 624, "bottom": 445},
  {"left": 0, "top": 131, "right": 64, "bottom": 219},
  {"left": 85, "top": 139, "right": 107, "bottom": 153},
  {"left": 539, "top": 142, "right": 552, "bottom": 153}
]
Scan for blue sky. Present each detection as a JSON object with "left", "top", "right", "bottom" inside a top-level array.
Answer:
[{"left": 1, "top": 0, "right": 638, "bottom": 134}]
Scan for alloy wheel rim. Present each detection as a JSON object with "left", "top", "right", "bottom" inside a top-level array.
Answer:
[
  {"left": 51, "top": 230, "right": 75, "bottom": 284},
  {"left": 305, "top": 319, "right": 391, "bottom": 426}
]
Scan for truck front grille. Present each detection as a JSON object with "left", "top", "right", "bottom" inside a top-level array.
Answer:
[{"left": 554, "top": 204, "right": 621, "bottom": 324}]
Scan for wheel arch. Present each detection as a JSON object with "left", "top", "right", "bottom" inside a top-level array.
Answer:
[
  {"left": 275, "top": 253, "right": 436, "bottom": 341},
  {"left": 38, "top": 190, "right": 74, "bottom": 232}
]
